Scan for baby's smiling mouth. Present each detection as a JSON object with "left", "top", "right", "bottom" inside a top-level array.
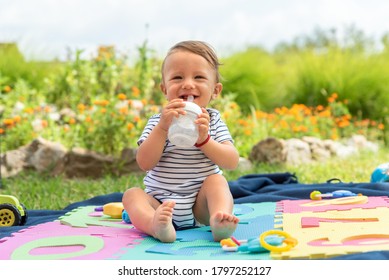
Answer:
[{"left": 180, "top": 95, "right": 196, "bottom": 101}]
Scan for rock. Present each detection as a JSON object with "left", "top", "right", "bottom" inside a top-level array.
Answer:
[
  {"left": 1, "top": 149, "right": 27, "bottom": 178},
  {"left": 238, "top": 157, "right": 253, "bottom": 171},
  {"left": 284, "top": 138, "right": 312, "bottom": 165},
  {"left": 117, "top": 147, "right": 142, "bottom": 176},
  {"left": 348, "top": 135, "right": 379, "bottom": 153},
  {"left": 302, "top": 136, "right": 331, "bottom": 161},
  {"left": 334, "top": 144, "right": 359, "bottom": 158},
  {"left": 23, "top": 137, "right": 67, "bottom": 172},
  {"left": 249, "top": 137, "right": 286, "bottom": 164},
  {"left": 1, "top": 137, "right": 67, "bottom": 178},
  {"left": 54, "top": 147, "right": 142, "bottom": 179},
  {"left": 58, "top": 148, "right": 115, "bottom": 178}
]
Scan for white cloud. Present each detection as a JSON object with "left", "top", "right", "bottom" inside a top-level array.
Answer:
[{"left": 1, "top": 0, "right": 388, "bottom": 60}]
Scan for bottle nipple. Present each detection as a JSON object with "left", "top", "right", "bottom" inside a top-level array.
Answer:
[{"left": 187, "top": 95, "right": 194, "bottom": 102}]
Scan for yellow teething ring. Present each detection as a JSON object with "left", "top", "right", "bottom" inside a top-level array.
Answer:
[{"left": 259, "top": 230, "right": 298, "bottom": 252}]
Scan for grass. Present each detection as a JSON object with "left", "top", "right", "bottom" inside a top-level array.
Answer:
[{"left": 1, "top": 148, "right": 386, "bottom": 210}]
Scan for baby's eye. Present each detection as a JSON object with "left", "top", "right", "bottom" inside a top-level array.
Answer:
[
  {"left": 171, "top": 76, "right": 182, "bottom": 80},
  {"left": 195, "top": 75, "right": 206, "bottom": 79}
]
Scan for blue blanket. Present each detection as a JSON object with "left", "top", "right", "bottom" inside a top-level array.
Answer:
[{"left": 2, "top": 172, "right": 389, "bottom": 259}]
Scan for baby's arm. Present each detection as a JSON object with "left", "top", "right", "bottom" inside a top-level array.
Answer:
[
  {"left": 136, "top": 125, "right": 168, "bottom": 171},
  {"left": 195, "top": 108, "right": 239, "bottom": 170},
  {"left": 136, "top": 99, "right": 186, "bottom": 171},
  {"left": 199, "top": 140, "right": 239, "bottom": 170}
]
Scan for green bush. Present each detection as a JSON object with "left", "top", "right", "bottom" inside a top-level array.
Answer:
[
  {"left": 220, "top": 47, "right": 287, "bottom": 112},
  {"left": 0, "top": 43, "right": 60, "bottom": 89}
]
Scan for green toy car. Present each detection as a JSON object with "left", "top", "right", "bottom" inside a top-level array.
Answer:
[{"left": 0, "top": 195, "right": 28, "bottom": 226}]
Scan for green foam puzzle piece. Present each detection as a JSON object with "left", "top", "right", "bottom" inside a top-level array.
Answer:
[
  {"left": 59, "top": 206, "right": 133, "bottom": 229},
  {"left": 234, "top": 202, "right": 276, "bottom": 220},
  {"left": 11, "top": 235, "right": 104, "bottom": 260}
]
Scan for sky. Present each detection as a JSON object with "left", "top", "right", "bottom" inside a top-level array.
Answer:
[{"left": 1, "top": 0, "right": 389, "bottom": 60}]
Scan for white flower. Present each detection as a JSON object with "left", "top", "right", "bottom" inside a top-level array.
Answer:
[{"left": 32, "top": 119, "right": 44, "bottom": 132}]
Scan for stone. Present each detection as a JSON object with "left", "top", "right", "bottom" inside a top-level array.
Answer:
[
  {"left": 249, "top": 137, "right": 286, "bottom": 164},
  {"left": 238, "top": 157, "right": 253, "bottom": 172},
  {"left": 284, "top": 138, "right": 312, "bottom": 165},
  {"left": 302, "top": 136, "right": 331, "bottom": 161},
  {"left": 1, "top": 149, "right": 27, "bottom": 178},
  {"left": 24, "top": 137, "right": 67, "bottom": 172},
  {"left": 54, "top": 147, "right": 142, "bottom": 179}
]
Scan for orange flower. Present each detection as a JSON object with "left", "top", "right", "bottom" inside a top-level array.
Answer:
[
  {"left": 69, "top": 118, "right": 76, "bottom": 125},
  {"left": 127, "top": 123, "right": 135, "bottom": 131},
  {"left": 229, "top": 102, "right": 238, "bottom": 110},
  {"left": 244, "top": 129, "right": 252, "bottom": 136},
  {"left": 119, "top": 107, "right": 129, "bottom": 115},
  {"left": 132, "top": 86, "right": 140, "bottom": 97},
  {"left": 150, "top": 105, "right": 160, "bottom": 113},
  {"left": 77, "top": 103, "right": 86, "bottom": 111},
  {"left": 0, "top": 128, "right": 4, "bottom": 134},
  {"left": 13, "top": 115, "right": 22, "bottom": 123},
  {"left": 255, "top": 110, "right": 268, "bottom": 119},
  {"left": 3, "top": 85, "right": 12, "bottom": 93},
  {"left": 318, "top": 110, "right": 331, "bottom": 118},
  {"left": 3, "top": 119, "right": 14, "bottom": 126},
  {"left": 378, "top": 123, "right": 385, "bottom": 130},
  {"left": 238, "top": 119, "right": 249, "bottom": 127},
  {"left": 94, "top": 100, "right": 110, "bottom": 106},
  {"left": 279, "top": 120, "right": 289, "bottom": 129},
  {"left": 118, "top": 93, "right": 127, "bottom": 100},
  {"left": 24, "top": 108, "right": 34, "bottom": 114},
  {"left": 41, "top": 120, "right": 48, "bottom": 128}
]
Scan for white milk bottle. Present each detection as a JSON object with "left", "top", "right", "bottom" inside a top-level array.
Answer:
[{"left": 168, "top": 96, "right": 202, "bottom": 147}]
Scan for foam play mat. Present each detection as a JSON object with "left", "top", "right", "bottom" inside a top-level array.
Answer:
[{"left": 2, "top": 173, "right": 389, "bottom": 260}]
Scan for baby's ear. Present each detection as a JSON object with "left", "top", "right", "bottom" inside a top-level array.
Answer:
[
  {"left": 212, "top": 83, "right": 223, "bottom": 99},
  {"left": 160, "top": 83, "right": 167, "bottom": 96}
]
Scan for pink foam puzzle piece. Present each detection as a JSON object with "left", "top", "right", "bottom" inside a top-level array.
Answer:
[
  {"left": 276, "top": 196, "right": 389, "bottom": 214},
  {"left": 301, "top": 217, "right": 379, "bottom": 228},
  {"left": 0, "top": 221, "right": 145, "bottom": 260}
]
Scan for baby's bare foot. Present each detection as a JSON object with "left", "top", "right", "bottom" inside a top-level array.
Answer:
[
  {"left": 210, "top": 211, "right": 239, "bottom": 241},
  {"left": 152, "top": 201, "right": 176, "bottom": 243}
]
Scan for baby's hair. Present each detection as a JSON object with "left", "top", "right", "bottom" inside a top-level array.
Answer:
[{"left": 162, "top": 40, "right": 222, "bottom": 82}]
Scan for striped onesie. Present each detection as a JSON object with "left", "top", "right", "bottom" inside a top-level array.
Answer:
[{"left": 137, "top": 108, "right": 233, "bottom": 230}]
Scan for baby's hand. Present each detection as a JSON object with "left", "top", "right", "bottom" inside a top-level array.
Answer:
[
  {"left": 195, "top": 107, "right": 210, "bottom": 143},
  {"left": 158, "top": 99, "right": 186, "bottom": 131}
]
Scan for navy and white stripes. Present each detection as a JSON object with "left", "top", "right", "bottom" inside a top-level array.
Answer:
[{"left": 138, "top": 108, "right": 233, "bottom": 229}]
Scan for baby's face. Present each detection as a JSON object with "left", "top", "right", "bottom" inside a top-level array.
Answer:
[{"left": 160, "top": 50, "right": 222, "bottom": 108}]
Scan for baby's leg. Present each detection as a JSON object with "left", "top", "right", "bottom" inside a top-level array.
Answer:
[
  {"left": 193, "top": 174, "right": 239, "bottom": 241},
  {"left": 122, "top": 188, "right": 176, "bottom": 243}
]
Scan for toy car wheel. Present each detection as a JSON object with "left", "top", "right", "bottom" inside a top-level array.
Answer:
[
  {"left": 0, "top": 204, "right": 22, "bottom": 227},
  {"left": 20, "top": 203, "right": 28, "bottom": 226}
]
